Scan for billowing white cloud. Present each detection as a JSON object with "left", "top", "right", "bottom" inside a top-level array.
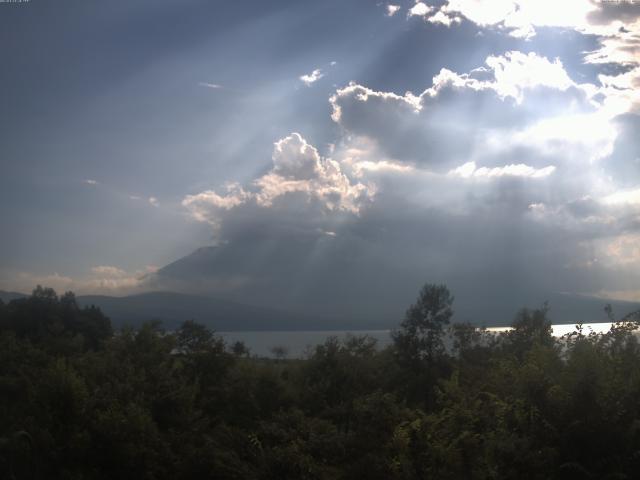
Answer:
[
  {"left": 148, "top": 196, "right": 160, "bottom": 207},
  {"left": 330, "top": 51, "right": 607, "bottom": 177},
  {"left": 255, "top": 134, "right": 371, "bottom": 212},
  {"left": 171, "top": 31, "right": 640, "bottom": 311},
  {"left": 409, "top": 2, "right": 432, "bottom": 17},
  {"left": 511, "top": 112, "right": 617, "bottom": 163},
  {"left": 299, "top": 68, "right": 324, "bottom": 86},
  {"left": 182, "top": 133, "right": 373, "bottom": 230},
  {"left": 485, "top": 51, "right": 574, "bottom": 101},
  {"left": 412, "top": 0, "right": 640, "bottom": 113},
  {"left": 386, "top": 4, "right": 401, "bottom": 16},
  {"left": 430, "top": 0, "right": 632, "bottom": 38},
  {"left": 449, "top": 161, "right": 556, "bottom": 179},
  {"left": 350, "top": 159, "right": 415, "bottom": 177},
  {"left": 427, "top": 9, "right": 462, "bottom": 26},
  {"left": 182, "top": 183, "right": 250, "bottom": 224},
  {"left": 332, "top": 51, "right": 589, "bottom": 118},
  {"left": 321, "top": 47, "right": 640, "bottom": 305}
]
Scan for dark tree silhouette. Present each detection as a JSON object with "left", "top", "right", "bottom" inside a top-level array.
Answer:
[
  {"left": 392, "top": 283, "right": 454, "bottom": 365},
  {"left": 1, "top": 285, "right": 640, "bottom": 479}
]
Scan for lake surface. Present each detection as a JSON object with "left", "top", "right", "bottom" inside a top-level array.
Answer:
[{"left": 221, "top": 322, "right": 620, "bottom": 358}]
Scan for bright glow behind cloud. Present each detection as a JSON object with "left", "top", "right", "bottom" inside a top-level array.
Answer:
[
  {"left": 449, "top": 161, "right": 556, "bottom": 179},
  {"left": 486, "top": 52, "right": 574, "bottom": 101}
]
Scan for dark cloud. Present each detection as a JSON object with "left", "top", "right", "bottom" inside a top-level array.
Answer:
[
  {"left": 604, "top": 113, "right": 640, "bottom": 186},
  {"left": 587, "top": 1, "right": 640, "bottom": 25},
  {"left": 157, "top": 174, "right": 628, "bottom": 323},
  {"left": 330, "top": 52, "right": 598, "bottom": 172},
  {"left": 167, "top": 39, "right": 640, "bottom": 319},
  {"left": 3, "top": 0, "right": 640, "bottom": 315}
]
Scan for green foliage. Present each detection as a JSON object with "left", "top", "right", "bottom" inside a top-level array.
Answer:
[
  {"left": 391, "top": 283, "right": 454, "bottom": 407},
  {"left": 393, "top": 283, "right": 454, "bottom": 365},
  {"left": 0, "top": 286, "right": 112, "bottom": 352},
  {"left": 2, "top": 286, "right": 640, "bottom": 478}
]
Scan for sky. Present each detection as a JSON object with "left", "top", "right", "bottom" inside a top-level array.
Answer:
[{"left": 1, "top": 0, "right": 639, "bottom": 320}]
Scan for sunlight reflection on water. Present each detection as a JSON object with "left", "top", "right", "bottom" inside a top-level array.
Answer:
[{"left": 221, "top": 322, "right": 624, "bottom": 358}]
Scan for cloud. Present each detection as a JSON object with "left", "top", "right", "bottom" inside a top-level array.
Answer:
[
  {"left": 5, "top": 0, "right": 639, "bottom": 319},
  {"left": 198, "top": 82, "right": 223, "bottom": 89},
  {"left": 602, "top": 233, "right": 640, "bottom": 267},
  {"left": 299, "top": 68, "right": 324, "bottom": 86},
  {"left": 427, "top": 0, "right": 615, "bottom": 38},
  {"left": 255, "top": 134, "right": 371, "bottom": 213},
  {"left": 0, "top": 264, "right": 157, "bottom": 296},
  {"left": 601, "top": 187, "right": 640, "bottom": 206},
  {"left": 83, "top": 274, "right": 145, "bottom": 292},
  {"left": 165, "top": 37, "right": 640, "bottom": 319},
  {"left": 427, "top": 9, "right": 462, "bottom": 26},
  {"left": 484, "top": 51, "right": 575, "bottom": 101},
  {"left": 386, "top": 4, "right": 401, "bottom": 17},
  {"left": 586, "top": 1, "right": 640, "bottom": 26},
  {"left": 148, "top": 197, "right": 160, "bottom": 207},
  {"left": 349, "top": 159, "right": 415, "bottom": 177},
  {"left": 168, "top": 161, "right": 637, "bottom": 319},
  {"left": 320, "top": 48, "right": 639, "bottom": 306},
  {"left": 84, "top": 179, "right": 98, "bottom": 185},
  {"left": 6, "top": 272, "right": 75, "bottom": 293},
  {"left": 90, "top": 265, "right": 127, "bottom": 277},
  {"left": 594, "top": 289, "right": 640, "bottom": 303},
  {"left": 408, "top": 2, "right": 432, "bottom": 17},
  {"left": 410, "top": 0, "right": 640, "bottom": 112},
  {"left": 330, "top": 51, "right": 603, "bottom": 175},
  {"left": 449, "top": 161, "right": 556, "bottom": 179},
  {"left": 182, "top": 183, "right": 251, "bottom": 225},
  {"left": 84, "top": 265, "right": 150, "bottom": 292},
  {"left": 182, "top": 133, "right": 373, "bottom": 231},
  {"left": 603, "top": 113, "right": 640, "bottom": 184}
]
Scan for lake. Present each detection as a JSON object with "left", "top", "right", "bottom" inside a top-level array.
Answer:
[{"left": 220, "top": 322, "right": 619, "bottom": 358}]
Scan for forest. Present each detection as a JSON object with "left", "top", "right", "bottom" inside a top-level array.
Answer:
[{"left": 2, "top": 284, "right": 640, "bottom": 479}]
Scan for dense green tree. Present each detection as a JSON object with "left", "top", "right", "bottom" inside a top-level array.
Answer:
[
  {"left": 391, "top": 283, "right": 454, "bottom": 407},
  {"left": 504, "top": 304, "right": 555, "bottom": 361},
  {"left": 392, "top": 283, "right": 454, "bottom": 366},
  {"left": 176, "top": 319, "right": 223, "bottom": 354},
  {"left": 2, "top": 285, "right": 640, "bottom": 479},
  {"left": 231, "top": 340, "right": 250, "bottom": 357},
  {"left": 0, "top": 286, "right": 111, "bottom": 352}
]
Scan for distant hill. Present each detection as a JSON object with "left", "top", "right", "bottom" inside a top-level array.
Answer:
[
  {"left": 540, "top": 293, "right": 640, "bottom": 325},
  {"left": 452, "top": 291, "right": 640, "bottom": 328},
  {"left": 76, "top": 291, "right": 376, "bottom": 331},
  {"left": 85, "top": 290, "right": 635, "bottom": 331},
  {"left": 148, "top": 246, "right": 640, "bottom": 328},
  {"left": 0, "top": 290, "right": 27, "bottom": 303},
  {"left": 3, "top": 287, "right": 639, "bottom": 331},
  {"left": 154, "top": 246, "right": 220, "bottom": 281}
]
